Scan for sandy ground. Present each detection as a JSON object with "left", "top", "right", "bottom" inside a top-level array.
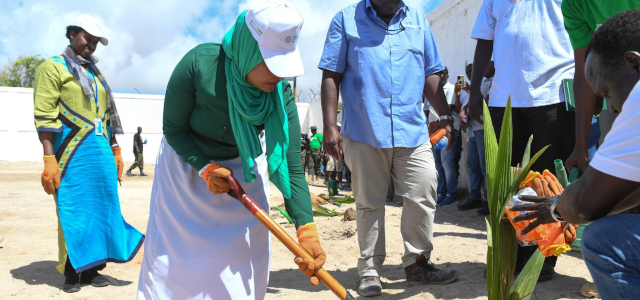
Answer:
[{"left": 0, "top": 161, "right": 594, "bottom": 300}]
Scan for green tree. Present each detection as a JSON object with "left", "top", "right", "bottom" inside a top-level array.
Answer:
[{"left": 0, "top": 55, "right": 46, "bottom": 87}]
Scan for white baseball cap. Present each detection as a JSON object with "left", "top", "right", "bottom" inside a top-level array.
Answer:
[
  {"left": 245, "top": 1, "right": 304, "bottom": 78},
  {"left": 72, "top": 15, "right": 109, "bottom": 46}
]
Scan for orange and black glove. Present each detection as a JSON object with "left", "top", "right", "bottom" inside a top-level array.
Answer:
[
  {"left": 200, "top": 163, "right": 233, "bottom": 194},
  {"left": 294, "top": 223, "right": 327, "bottom": 286},
  {"left": 112, "top": 146, "right": 124, "bottom": 181},
  {"left": 41, "top": 155, "right": 61, "bottom": 195}
]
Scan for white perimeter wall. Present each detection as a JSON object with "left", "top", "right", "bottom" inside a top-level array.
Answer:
[
  {"left": 428, "top": 0, "right": 482, "bottom": 82},
  {"left": 0, "top": 86, "right": 315, "bottom": 163},
  {"left": 427, "top": 0, "right": 481, "bottom": 191}
]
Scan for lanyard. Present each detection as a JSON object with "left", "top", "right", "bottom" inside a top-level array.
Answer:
[{"left": 87, "top": 69, "right": 99, "bottom": 115}]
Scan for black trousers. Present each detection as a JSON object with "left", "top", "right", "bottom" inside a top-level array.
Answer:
[
  {"left": 489, "top": 103, "right": 575, "bottom": 270},
  {"left": 64, "top": 257, "right": 106, "bottom": 278}
]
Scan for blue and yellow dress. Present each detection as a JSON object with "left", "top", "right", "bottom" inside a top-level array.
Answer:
[{"left": 33, "top": 56, "right": 144, "bottom": 274}]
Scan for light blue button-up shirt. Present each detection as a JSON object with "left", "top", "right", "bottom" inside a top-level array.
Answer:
[{"left": 319, "top": 0, "right": 444, "bottom": 148}]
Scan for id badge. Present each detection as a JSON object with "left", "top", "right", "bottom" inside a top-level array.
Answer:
[{"left": 95, "top": 118, "right": 104, "bottom": 136}]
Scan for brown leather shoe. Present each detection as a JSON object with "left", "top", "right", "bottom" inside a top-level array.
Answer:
[{"left": 405, "top": 255, "right": 459, "bottom": 285}]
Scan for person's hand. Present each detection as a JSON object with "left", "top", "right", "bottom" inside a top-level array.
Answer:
[
  {"left": 41, "top": 155, "right": 61, "bottom": 195},
  {"left": 437, "top": 119, "right": 454, "bottom": 151},
  {"left": 200, "top": 163, "right": 233, "bottom": 194},
  {"left": 427, "top": 121, "right": 439, "bottom": 135},
  {"left": 463, "top": 82, "right": 470, "bottom": 92},
  {"left": 565, "top": 147, "right": 588, "bottom": 175},
  {"left": 323, "top": 125, "right": 342, "bottom": 159},
  {"left": 510, "top": 195, "right": 556, "bottom": 235},
  {"left": 459, "top": 107, "right": 470, "bottom": 130},
  {"left": 454, "top": 82, "right": 463, "bottom": 96},
  {"left": 112, "top": 146, "right": 124, "bottom": 181},
  {"left": 294, "top": 223, "right": 326, "bottom": 286},
  {"left": 467, "top": 90, "right": 484, "bottom": 126}
]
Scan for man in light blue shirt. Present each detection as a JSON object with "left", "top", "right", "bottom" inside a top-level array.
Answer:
[{"left": 319, "top": 0, "right": 458, "bottom": 296}]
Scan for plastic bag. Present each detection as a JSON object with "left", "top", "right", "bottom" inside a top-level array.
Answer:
[
  {"left": 505, "top": 187, "right": 572, "bottom": 256},
  {"left": 505, "top": 188, "right": 549, "bottom": 246}
]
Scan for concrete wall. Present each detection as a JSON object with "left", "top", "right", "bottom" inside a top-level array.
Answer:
[
  {"left": 427, "top": 0, "right": 482, "bottom": 193},
  {"left": 0, "top": 86, "right": 316, "bottom": 164},
  {"left": 428, "top": 0, "right": 482, "bottom": 82},
  {"left": 0, "top": 86, "right": 164, "bottom": 163}
]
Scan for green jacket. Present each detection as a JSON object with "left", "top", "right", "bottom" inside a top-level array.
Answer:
[{"left": 163, "top": 43, "right": 313, "bottom": 226}]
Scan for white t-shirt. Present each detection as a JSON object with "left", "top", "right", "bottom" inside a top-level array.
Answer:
[
  {"left": 590, "top": 81, "right": 640, "bottom": 182},
  {"left": 425, "top": 81, "right": 460, "bottom": 130},
  {"left": 471, "top": 0, "right": 575, "bottom": 108}
]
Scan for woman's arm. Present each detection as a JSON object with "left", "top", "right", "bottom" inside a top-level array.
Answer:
[
  {"left": 163, "top": 48, "right": 211, "bottom": 171},
  {"left": 282, "top": 82, "right": 314, "bottom": 227},
  {"left": 33, "top": 59, "right": 63, "bottom": 153},
  {"left": 39, "top": 132, "right": 55, "bottom": 155}
]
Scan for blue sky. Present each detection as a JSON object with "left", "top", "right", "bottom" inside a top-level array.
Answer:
[{"left": 1, "top": 0, "right": 446, "bottom": 101}]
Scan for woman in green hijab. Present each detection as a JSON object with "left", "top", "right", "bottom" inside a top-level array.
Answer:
[{"left": 137, "top": 3, "right": 326, "bottom": 299}]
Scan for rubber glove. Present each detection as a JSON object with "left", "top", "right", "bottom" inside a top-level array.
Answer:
[
  {"left": 200, "top": 163, "right": 233, "bottom": 194},
  {"left": 42, "top": 155, "right": 61, "bottom": 195},
  {"left": 112, "top": 146, "right": 124, "bottom": 181},
  {"left": 561, "top": 223, "right": 579, "bottom": 244},
  {"left": 294, "top": 223, "right": 326, "bottom": 286}
]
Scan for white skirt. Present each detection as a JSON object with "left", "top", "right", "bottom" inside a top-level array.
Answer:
[{"left": 137, "top": 137, "right": 271, "bottom": 300}]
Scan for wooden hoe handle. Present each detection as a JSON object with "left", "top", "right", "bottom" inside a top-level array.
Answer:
[{"left": 226, "top": 176, "right": 354, "bottom": 300}]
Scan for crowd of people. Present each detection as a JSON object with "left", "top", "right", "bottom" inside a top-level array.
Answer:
[{"left": 30, "top": 0, "right": 640, "bottom": 299}]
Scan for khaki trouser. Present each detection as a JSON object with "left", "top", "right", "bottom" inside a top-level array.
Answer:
[
  {"left": 343, "top": 136, "right": 437, "bottom": 278},
  {"left": 129, "top": 152, "right": 144, "bottom": 172}
]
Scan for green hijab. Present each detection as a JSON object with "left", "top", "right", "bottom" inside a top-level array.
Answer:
[{"left": 221, "top": 11, "right": 291, "bottom": 198}]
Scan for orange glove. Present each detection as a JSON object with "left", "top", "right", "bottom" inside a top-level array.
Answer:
[
  {"left": 200, "top": 163, "right": 233, "bottom": 194},
  {"left": 562, "top": 223, "right": 579, "bottom": 244},
  {"left": 112, "top": 146, "right": 124, "bottom": 181},
  {"left": 42, "top": 155, "right": 61, "bottom": 195},
  {"left": 542, "top": 170, "right": 564, "bottom": 195},
  {"left": 294, "top": 223, "right": 326, "bottom": 286}
]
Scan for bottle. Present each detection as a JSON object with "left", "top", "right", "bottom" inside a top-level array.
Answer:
[
  {"left": 554, "top": 159, "right": 569, "bottom": 188},
  {"left": 430, "top": 128, "right": 448, "bottom": 150}
]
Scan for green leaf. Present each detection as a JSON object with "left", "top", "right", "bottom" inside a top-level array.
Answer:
[
  {"left": 312, "top": 205, "right": 340, "bottom": 217},
  {"left": 509, "top": 145, "right": 550, "bottom": 195},
  {"left": 272, "top": 206, "right": 293, "bottom": 224},
  {"left": 333, "top": 196, "right": 355, "bottom": 204},
  {"left": 520, "top": 135, "right": 534, "bottom": 172},
  {"left": 508, "top": 250, "right": 544, "bottom": 300}
]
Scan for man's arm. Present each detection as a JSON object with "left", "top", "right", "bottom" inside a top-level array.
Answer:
[
  {"left": 467, "top": 39, "right": 494, "bottom": 123},
  {"left": 424, "top": 74, "right": 454, "bottom": 150},
  {"left": 133, "top": 135, "right": 140, "bottom": 153},
  {"left": 565, "top": 47, "right": 598, "bottom": 173},
  {"left": 321, "top": 70, "right": 343, "bottom": 159},
  {"left": 557, "top": 167, "right": 640, "bottom": 224}
]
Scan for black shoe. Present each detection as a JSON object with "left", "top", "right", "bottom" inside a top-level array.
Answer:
[
  {"left": 125, "top": 170, "right": 133, "bottom": 176},
  {"left": 405, "top": 255, "right": 459, "bottom": 285},
  {"left": 457, "top": 199, "right": 483, "bottom": 211},
  {"left": 80, "top": 270, "right": 110, "bottom": 287},
  {"left": 140, "top": 172, "right": 148, "bottom": 176},
  {"left": 357, "top": 276, "right": 382, "bottom": 297},
  {"left": 62, "top": 282, "right": 81, "bottom": 293},
  {"left": 537, "top": 264, "right": 555, "bottom": 282},
  {"left": 477, "top": 202, "right": 490, "bottom": 216},
  {"left": 63, "top": 273, "right": 81, "bottom": 293}
]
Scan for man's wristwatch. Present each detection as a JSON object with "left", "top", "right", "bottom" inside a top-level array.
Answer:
[
  {"left": 439, "top": 115, "right": 453, "bottom": 122},
  {"left": 550, "top": 195, "right": 565, "bottom": 222}
]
